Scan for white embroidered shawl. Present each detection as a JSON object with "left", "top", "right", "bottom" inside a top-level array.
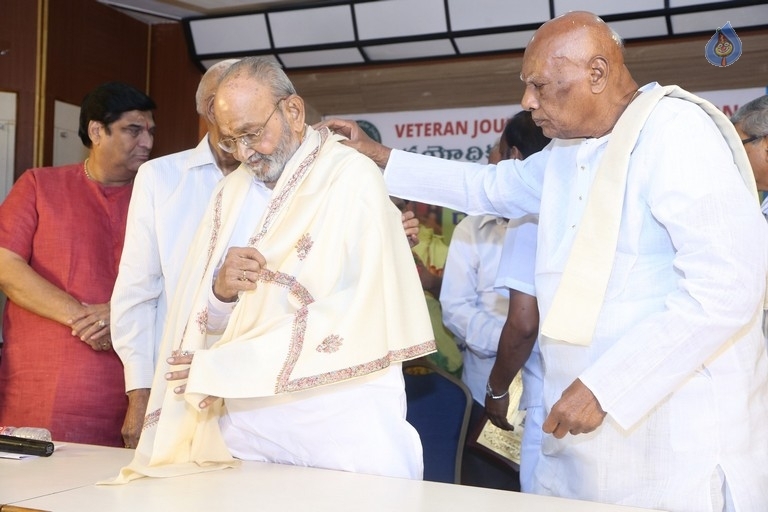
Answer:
[{"left": 108, "top": 126, "right": 435, "bottom": 482}]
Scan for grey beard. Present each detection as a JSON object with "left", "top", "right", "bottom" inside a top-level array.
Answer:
[{"left": 245, "top": 122, "right": 301, "bottom": 184}]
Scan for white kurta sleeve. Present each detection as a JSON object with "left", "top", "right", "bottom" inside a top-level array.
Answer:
[
  {"left": 111, "top": 164, "right": 164, "bottom": 392},
  {"left": 206, "top": 278, "right": 236, "bottom": 333},
  {"left": 383, "top": 148, "right": 546, "bottom": 217},
  {"left": 580, "top": 100, "right": 768, "bottom": 429}
]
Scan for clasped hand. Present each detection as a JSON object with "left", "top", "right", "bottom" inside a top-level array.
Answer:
[
  {"left": 542, "top": 378, "right": 607, "bottom": 438},
  {"left": 213, "top": 246, "right": 266, "bottom": 302},
  {"left": 68, "top": 301, "right": 112, "bottom": 351}
]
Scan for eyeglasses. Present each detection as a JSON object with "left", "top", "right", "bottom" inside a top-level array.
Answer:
[
  {"left": 218, "top": 98, "right": 285, "bottom": 153},
  {"left": 741, "top": 134, "right": 763, "bottom": 145}
]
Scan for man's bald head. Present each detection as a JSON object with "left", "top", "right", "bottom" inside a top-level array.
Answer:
[
  {"left": 196, "top": 58, "right": 240, "bottom": 117},
  {"left": 196, "top": 59, "right": 241, "bottom": 173},
  {"left": 529, "top": 11, "right": 624, "bottom": 67},
  {"left": 520, "top": 11, "right": 638, "bottom": 139}
]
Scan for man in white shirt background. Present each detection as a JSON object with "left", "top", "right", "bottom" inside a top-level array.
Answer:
[
  {"left": 440, "top": 110, "right": 549, "bottom": 490},
  {"left": 111, "top": 59, "right": 243, "bottom": 449},
  {"left": 731, "top": 95, "right": 768, "bottom": 338}
]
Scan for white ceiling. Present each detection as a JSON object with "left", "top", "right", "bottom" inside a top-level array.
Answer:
[
  {"left": 90, "top": 1, "right": 768, "bottom": 118},
  {"left": 97, "top": 0, "right": 336, "bottom": 23}
]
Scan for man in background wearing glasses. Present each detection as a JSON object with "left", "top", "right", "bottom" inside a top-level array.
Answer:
[
  {"left": 731, "top": 95, "right": 768, "bottom": 339},
  {"left": 111, "top": 57, "right": 435, "bottom": 484},
  {"left": 731, "top": 95, "right": 768, "bottom": 221}
]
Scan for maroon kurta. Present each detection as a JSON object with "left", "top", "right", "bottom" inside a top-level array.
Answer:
[{"left": 0, "top": 164, "right": 131, "bottom": 446}]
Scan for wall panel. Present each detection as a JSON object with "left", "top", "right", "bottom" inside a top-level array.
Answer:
[
  {"left": 45, "top": 0, "right": 149, "bottom": 166},
  {"left": 0, "top": 0, "right": 39, "bottom": 179},
  {"left": 149, "top": 23, "right": 203, "bottom": 158}
]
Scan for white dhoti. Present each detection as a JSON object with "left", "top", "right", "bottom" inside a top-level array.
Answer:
[{"left": 221, "top": 364, "right": 423, "bottom": 479}]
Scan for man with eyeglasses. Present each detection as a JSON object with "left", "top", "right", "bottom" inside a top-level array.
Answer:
[
  {"left": 731, "top": 95, "right": 768, "bottom": 221},
  {"left": 112, "top": 57, "right": 436, "bottom": 484},
  {"left": 111, "top": 60, "right": 421, "bottom": 452}
]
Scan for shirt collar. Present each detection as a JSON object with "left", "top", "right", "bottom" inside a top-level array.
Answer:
[{"left": 184, "top": 134, "right": 222, "bottom": 172}]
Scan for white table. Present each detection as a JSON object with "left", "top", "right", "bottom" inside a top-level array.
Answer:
[
  {"left": 0, "top": 443, "right": 133, "bottom": 504},
  {"left": 1, "top": 443, "right": 664, "bottom": 512}
]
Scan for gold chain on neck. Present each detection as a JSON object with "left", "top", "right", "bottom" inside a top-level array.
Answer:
[{"left": 83, "top": 158, "right": 95, "bottom": 181}]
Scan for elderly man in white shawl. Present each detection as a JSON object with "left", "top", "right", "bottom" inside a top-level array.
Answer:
[
  {"left": 111, "top": 57, "right": 436, "bottom": 483},
  {"left": 322, "top": 12, "right": 768, "bottom": 512}
]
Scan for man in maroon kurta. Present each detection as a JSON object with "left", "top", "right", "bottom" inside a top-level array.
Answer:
[{"left": 0, "top": 82, "right": 155, "bottom": 446}]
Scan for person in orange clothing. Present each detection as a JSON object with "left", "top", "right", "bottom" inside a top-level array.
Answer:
[{"left": 0, "top": 82, "right": 155, "bottom": 446}]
